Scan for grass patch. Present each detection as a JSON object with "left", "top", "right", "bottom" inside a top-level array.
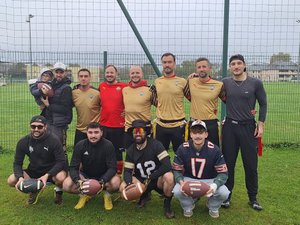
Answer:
[{"left": 1, "top": 148, "right": 299, "bottom": 225}]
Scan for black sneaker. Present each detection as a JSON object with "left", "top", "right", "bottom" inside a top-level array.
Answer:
[
  {"left": 136, "top": 192, "right": 151, "bottom": 208},
  {"left": 248, "top": 201, "right": 263, "bottom": 211},
  {"left": 163, "top": 198, "right": 175, "bottom": 219},
  {"left": 28, "top": 191, "right": 42, "bottom": 205},
  {"left": 221, "top": 199, "right": 230, "bottom": 208},
  {"left": 54, "top": 191, "right": 63, "bottom": 205}
]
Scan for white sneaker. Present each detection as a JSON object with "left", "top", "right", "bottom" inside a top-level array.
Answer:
[
  {"left": 183, "top": 204, "right": 195, "bottom": 217},
  {"left": 209, "top": 209, "right": 219, "bottom": 218}
]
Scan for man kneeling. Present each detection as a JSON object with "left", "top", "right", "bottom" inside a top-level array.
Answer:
[
  {"left": 63, "top": 122, "right": 120, "bottom": 210},
  {"left": 119, "top": 119, "right": 175, "bottom": 219},
  {"left": 173, "top": 120, "right": 230, "bottom": 218},
  {"left": 7, "top": 115, "right": 67, "bottom": 205}
]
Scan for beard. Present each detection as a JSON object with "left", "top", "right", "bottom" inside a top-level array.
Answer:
[{"left": 134, "top": 136, "right": 146, "bottom": 144}]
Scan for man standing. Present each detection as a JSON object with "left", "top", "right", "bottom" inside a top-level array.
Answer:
[
  {"left": 186, "top": 57, "right": 224, "bottom": 146},
  {"left": 173, "top": 120, "right": 229, "bottom": 218},
  {"left": 122, "top": 65, "right": 156, "bottom": 147},
  {"left": 98, "top": 65, "right": 127, "bottom": 175},
  {"left": 63, "top": 122, "right": 120, "bottom": 210},
  {"left": 72, "top": 68, "right": 101, "bottom": 145},
  {"left": 41, "top": 62, "right": 72, "bottom": 201},
  {"left": 221, "top": 54, "right": 267, "bottom": 210},
  {"left": 120, "top": 120, "right": 175, "bottom": 219},
  {"left": 41, "top": 62, "right": 73, "bottom": 153},
  {"left": 153, "top": 53, "right": 188, "bottom": 152},
  {"left": 7, "top": 115, "right": 67, "bottom": 205}
]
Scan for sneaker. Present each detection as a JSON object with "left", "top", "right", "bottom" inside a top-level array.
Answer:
[
  {"left": 221, "top": 199, "right": 230, "bottom": 208},
  {"left": 136, "top": 192, "right": 151, "bottom": 208},
  {"left": 74, "top": 195, "right": 91, "bottom": 209},
  {"left": 183, "top": 204, "right": 195, "bottom": 218},
  {"left": 27, "top": 191, "right": 42, "bottom": 205},
  {"left": 209, "top": 209, "right": 219, "bottom": 218},
  {"left": 248, "top": 201, "right": 263, "bottom": 211},
  {"left": 163, "top": 198, "right": 175, "bottom": 219},
  {"left": 103, "top": 192, "right": 113, "bottom": 210},
  {"left": 54, "top": 191, "right": 63, "bottom": 205}
]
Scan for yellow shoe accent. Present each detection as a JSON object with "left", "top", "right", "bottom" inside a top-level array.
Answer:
[
  {"left": 27, "top": 190, "right": 43, "bottom": 205},
  {"left": 104, "top": 193, "right": 113, "bottom": 210},
  {"left": 74, "top": 195, "right": 91, "bottom": 209}
]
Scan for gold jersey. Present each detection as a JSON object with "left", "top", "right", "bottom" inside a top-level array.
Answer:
[
  {"left": 154, "top": 76, "right": 187, "bottom": 128},
  {"left": 188, "top": 77, "right": 223, "bottom": 120}
]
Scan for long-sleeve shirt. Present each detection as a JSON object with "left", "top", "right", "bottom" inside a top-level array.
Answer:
[
  {"left": 173, "top": 140, "right": 228, "bottom": 188},
  {"left": 123, "top": 137, "right": 172, "bottom": 184},
  {"left": 69, "top": 138, "right": 117, "bottom": 183},
  {"left": 222, "top": 76, "right": 267, "bottom": 122},
  {"left": 13, "top": 131, "right": 66, "bottom": 180}
]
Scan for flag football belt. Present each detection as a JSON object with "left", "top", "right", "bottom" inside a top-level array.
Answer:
[
  {"left": 226, "top": 117, "right": 255, "bottom": 125},
  {"left": 158, "top": 117, "right": 185, "bottom": 123}
]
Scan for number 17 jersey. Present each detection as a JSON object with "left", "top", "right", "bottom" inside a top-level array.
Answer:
[{"left": 173, "top": 139, "right": 227, "bottom": 179}]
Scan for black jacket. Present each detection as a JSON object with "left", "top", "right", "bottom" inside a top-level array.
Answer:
[
  {"left": 46, "top": 77, "right": 73, "bottom": 127},
  {"left": 13, "top": 131, "right": 66, "bottom": 180},
  {"left": 69, "top": 138, "right": 117, "bottom": 184}
]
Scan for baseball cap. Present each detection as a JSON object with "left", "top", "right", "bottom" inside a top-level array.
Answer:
[
  {"left": 190, "top": 120, "right": 207, "bottom": 131},
  {"left": 229, "top": 54, "right": 245, "bottom": 64},
  {"left": 53, "top": 62, "right": 66, "bottom": 71},
  {"left": 40, "top": 67, "right": 54, "bottom": 78},
  {"left": 132, "top": 119, "right": 147, "bottom": 128},
  {"left": 30, "top": 115, "right": 47, "bottom": 125}
]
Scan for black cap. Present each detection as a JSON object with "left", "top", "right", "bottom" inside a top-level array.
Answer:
[
  {"left": 132, "top": 119, "right": 147, "bottom": 128},
  {"left": 229, "top": 54, "right": 245, "bottom": 64},
  {"left": 30, "top": 115, "right": 47, "bottom": 124}
]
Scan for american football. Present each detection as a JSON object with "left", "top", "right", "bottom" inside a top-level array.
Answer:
[
  {"left": 17, "top": 178, "right": 44, "bottom": 193},
  {"left": 181, "top": 181, "right": 210, "bottom": 198},
  {"left": 37, "top": 83, "right": 54, "bottom": 97},
  {"left": 121, "top": 182, "right": 146, "bottom": 201},
  {"left": 81, "top": 179, "right": 102, "bottom": 196}
]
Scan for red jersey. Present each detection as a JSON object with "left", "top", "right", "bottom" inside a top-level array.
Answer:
[{"left": 99, "top": 82, "right": 127, "bottom": 128}]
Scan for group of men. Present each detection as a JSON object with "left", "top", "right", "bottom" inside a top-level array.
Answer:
[{"left": 7, "top": 53, "right": 267, "bottom": 219}]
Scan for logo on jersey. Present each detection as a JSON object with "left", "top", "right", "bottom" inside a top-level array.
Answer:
[
  {"left": 207, "top": 141, "right": 215, "bottom": 149},
  {"left": 183, "top": 142, "right": 190, "bottom": 148},
  {"left": 44, "top": 146, "right": 49, "bottom": 151},
  {"left": 29, "top": 146, "right": 34, "bottom": 153},
  {"left": 209, "top": 85, "right": 215, "bottom": 90},
  {"left": 139, "top": 91, "right": 144, "bottom": 96},
  {"left": 116, "top": 87, "right": 121, "bottom": 91},
  {"left": 215, "top": 164, "right": 228, "bottom": 173},
  {"left": 84, "top": 151, "right": 89, "bottom": 155}
]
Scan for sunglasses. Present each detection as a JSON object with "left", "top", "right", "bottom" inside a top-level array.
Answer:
[
  {"left": 133, "top": 127, "right": 145, "bottom": 135},
  {"left": 30, "top": 125, "right": 45, "bottom": 130}
]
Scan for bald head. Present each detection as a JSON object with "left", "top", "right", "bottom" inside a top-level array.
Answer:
[{"left": 129, "top": 66, "right": 143, "bottom": 85}]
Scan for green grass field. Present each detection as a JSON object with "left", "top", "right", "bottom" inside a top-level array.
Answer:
[
  {"left": 0, "top": 81, "right": 299, "bottom": 224},
  {"left": 0, "top": 81, "right": 299, "bottom": 152},
  {"left": 1, "top": 148, "right": 299, "bottom": 225}
]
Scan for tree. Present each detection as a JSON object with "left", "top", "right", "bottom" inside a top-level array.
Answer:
[
  {"left": 69, "top": 63, "right": 81, "bottom": 67},
  {"left": 270, "top": 52, "right": 291, "bottom": 64},
  {"left": 7, "top": 63, "right": 26, "bottom": 79},
  {"left": 176, "top": 60, "right": 195, "bottom": 77}
]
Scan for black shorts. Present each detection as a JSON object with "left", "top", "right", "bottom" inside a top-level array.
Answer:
[
  {"left": 80, "top": 171, "right": 102, "bottom": 181},
  {"left": 24, "top": 169, "right": 54, "bottom": 183},
  {"left": 135, "top": 177, "right": 164, "bottom": 196}
]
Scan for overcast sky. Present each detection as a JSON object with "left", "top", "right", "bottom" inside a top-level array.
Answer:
[{"left": 1, "top": 0, "right": 300, "bottom": 63}]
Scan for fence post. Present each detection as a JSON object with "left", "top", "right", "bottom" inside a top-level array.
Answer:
[{"left": 221, "top": 0, "right": 230, "bottom": 122}]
